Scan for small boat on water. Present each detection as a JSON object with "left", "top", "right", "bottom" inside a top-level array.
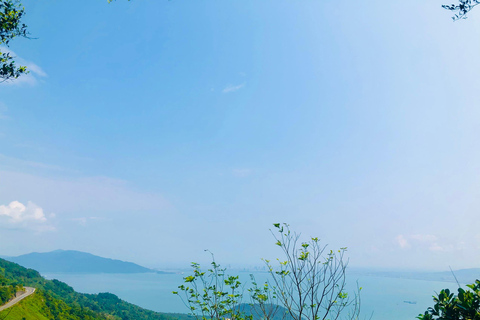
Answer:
[{"left": 403, "top": 301, "right": 417, "bottom": 304}]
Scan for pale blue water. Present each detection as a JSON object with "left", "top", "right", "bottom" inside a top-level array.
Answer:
[{"left": 43, "top": 271, "right": 455, "bottom": 320}]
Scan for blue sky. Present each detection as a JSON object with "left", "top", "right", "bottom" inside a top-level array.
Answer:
[{"left": 1, "top": 0, "right": 480, "bottom": 270}]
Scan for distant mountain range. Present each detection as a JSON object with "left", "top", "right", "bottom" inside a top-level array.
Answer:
[{"left": 3, "top": 250, "right": 172, "bottom": 274}]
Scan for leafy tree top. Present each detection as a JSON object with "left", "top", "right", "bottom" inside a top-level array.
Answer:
[
  {"left": 443, "top": 0, "right": 480, "bottom": 20},
  {"left": 418, "top": 280, "right": 480, "bottom": 320},
  {"left": 0, "top": 0, "right": 28, "bottom": 82}
]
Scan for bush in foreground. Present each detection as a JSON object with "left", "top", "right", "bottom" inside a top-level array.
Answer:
[{"left": 418, "top": 280, "right": 480, "bottom": 320}]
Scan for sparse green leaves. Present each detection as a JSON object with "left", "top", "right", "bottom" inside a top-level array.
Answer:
[
  {"left": 338, "top": 291, "right": 348, "bottom": 299},
  {"left": 264, "top": 223, "right": 361, "bottom": 320},
  {"left": 176, "top": 224, "right": 361, "bottom": 320}
]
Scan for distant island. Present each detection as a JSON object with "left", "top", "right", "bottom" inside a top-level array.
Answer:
[{"left": 3, "top": 250, "right": 173, "bottom": 274}]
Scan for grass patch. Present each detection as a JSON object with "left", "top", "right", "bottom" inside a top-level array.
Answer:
[{"left": 0, "top": 292, "right": 50, "bottom": 320}]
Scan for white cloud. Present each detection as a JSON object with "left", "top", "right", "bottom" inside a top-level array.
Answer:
[
  {"left": 0, "top": 201, "right": 46, "bottom": 223},
  {"left": 0, "top": 46, "right": 47, "bottom": 86},
  {"left": 222, "top": 83, "right": 245, "bottom": 93},
  {"left": 0, "top": 201, "right": 54, "bottom": 232}
]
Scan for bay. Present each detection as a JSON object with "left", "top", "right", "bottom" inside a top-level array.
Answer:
[{"left": 43, "top": 271, "right": 455, "bottom": 320}]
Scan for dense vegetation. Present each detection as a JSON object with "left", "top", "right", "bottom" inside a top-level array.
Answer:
[
  {"left": 0, "top": 290, "right": 109, "bottom": 320},
  {"left": 0, "top": 266, "right": 24, "bottom": 305},
  {"left": 0, "top": 258, "right": 192, "bottom": 320},
  {"left": 0, "top": 285, "right": 17, "bottom": 305},
  {"left": 417, "top": 279, "right": 480, "bottom": 320}
]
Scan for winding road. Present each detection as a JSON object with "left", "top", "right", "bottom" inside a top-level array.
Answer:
[{"left": 0, "top": 287, "right": 36, "bottom": 312}]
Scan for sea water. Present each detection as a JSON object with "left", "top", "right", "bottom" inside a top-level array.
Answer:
[{"left": 43, "top": 271, "right": 454, "bottom": 320}]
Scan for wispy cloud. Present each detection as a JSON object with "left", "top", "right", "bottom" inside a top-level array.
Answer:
[
  {"left": 232, "top": 168, "right": 252, "bottom": 178},
  {"left": 0, "top": 46, "right": 47, "bottom": 86},
  {"left": 222, "top": 83, "right": 245, "bottom": 93},
  {"left": 71, "top": 216, "right": 107, "bottom": 226},
  {"left": 0, "top": 170, "right": 170, "bottom": 216},
  {"left": 395, "top": 234, "right": 455, "bottom": 252},
  {"left": 395, "top": 234, "right": 410, "bottom": 249},
  {"left": 0, "top": 153, "right": 66, "bottom": 172},
  {"left": 0, "top": 102, "right": 9, "bottom": 120}
]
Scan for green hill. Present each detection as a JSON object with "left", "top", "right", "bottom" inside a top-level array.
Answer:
[
  {"left": 0, "top": 258, "right": 191, "bottom": 320},
  {"left": 0, "top": 290, "right": 108, "bottom": 320}
]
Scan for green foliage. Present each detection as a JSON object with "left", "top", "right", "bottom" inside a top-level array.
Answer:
[
  {"left": 443, "top": 0, "right": 480, "bottom": 20},
  {"left": 0, "top": 0, "right": 28, "bottom": 82},
  {"left": 248, "top": 276, "right": 288, "bottom": 320},
  {"left": 174, "top": 256, "right": 249, "bottom": 320},
  {"left": 175, "top": 224, "right": 361, "bottom": 320},
  {"left": 0, "top": 290, "right": 109, "bottom": 320},
  {"left": 265, "top": 223, "right": 360, "bottom": 320},
  {"left": 0, "top": 264, "right": 29, "bottom": 305},
  {"left": 0, "top": 258, "right": 191, "bottom": 320},
  {"left": 417, "top": 280, "right": 480, "bottom": 320},
  {"left": 0, "top": 285, "right": 16, "bottom": 305}
]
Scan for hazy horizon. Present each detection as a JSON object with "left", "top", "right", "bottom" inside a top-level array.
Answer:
[
  {"left": 1, "top": 0, "right": 480, "bottom": 272},
  {"left": 2, "top": 248, "right": 478, "bottom": 274}
]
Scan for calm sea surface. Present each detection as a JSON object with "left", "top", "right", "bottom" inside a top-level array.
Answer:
[{"left": 43, "top": 271, "right": 454, "bottom": 320}]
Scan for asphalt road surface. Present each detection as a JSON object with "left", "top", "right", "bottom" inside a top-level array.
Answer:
[{"left": 0, "top": 287, "right": 36, "bottom": 312}]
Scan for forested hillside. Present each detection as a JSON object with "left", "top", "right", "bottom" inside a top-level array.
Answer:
[{"left": 0, "top": 258, "right": 192, "bottom": 320}]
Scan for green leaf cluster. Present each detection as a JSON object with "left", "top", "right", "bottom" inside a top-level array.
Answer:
[
  {"left": 0, "top": 0, "right": 28, "bottom": 81},
  {"left": 418, "top": 280, "right": 480, "bottom": 320},
  {"left": 175, "top": 258, "right": 249, "bottom": 320},
  {"left": 443, "top": 0, "right": 480, "bottom": 20}
]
